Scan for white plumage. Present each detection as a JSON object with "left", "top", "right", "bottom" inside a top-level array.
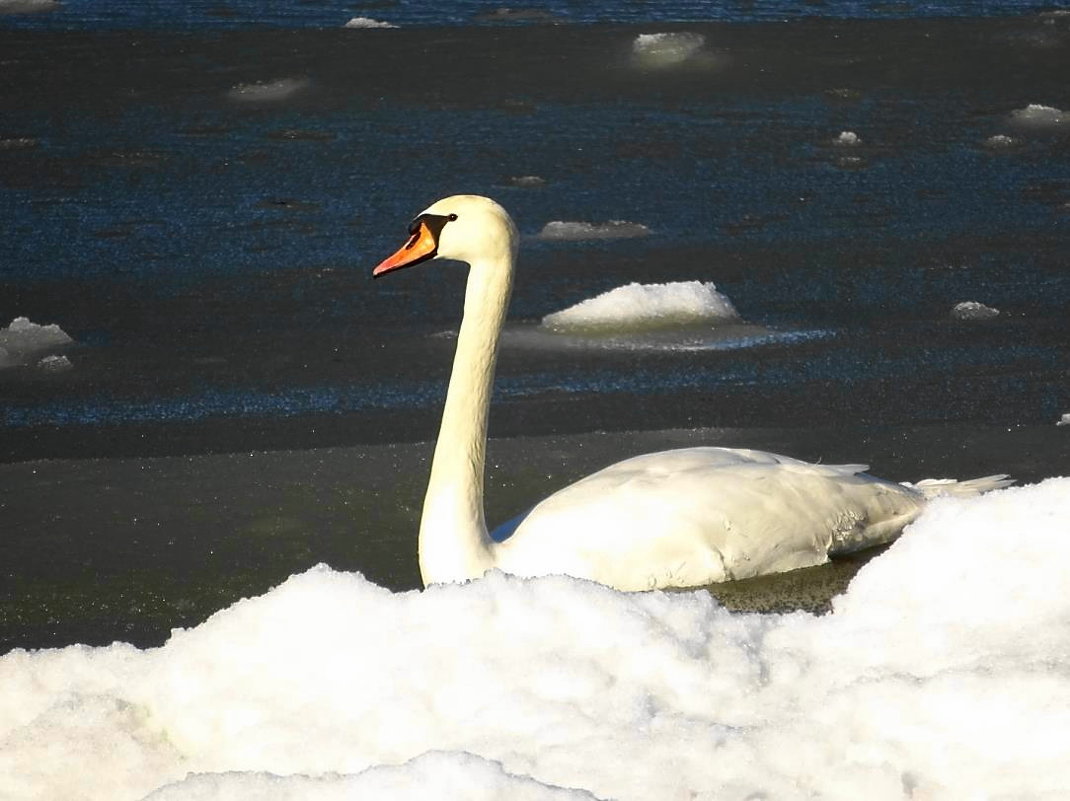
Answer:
[{"left": 373, "top": 195, "right": 1011, "bottom": 591}]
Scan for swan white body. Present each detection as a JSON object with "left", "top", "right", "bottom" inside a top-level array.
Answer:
[{"left": 374, "top": 195, "right": 1011, "bottom": 591}]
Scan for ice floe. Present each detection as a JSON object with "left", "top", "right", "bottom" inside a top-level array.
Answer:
[
  {"left": 0, "top": 316, "right": 73, "bottom": 369},
  {"left": 1009, "top": 103, "right": 1067, "bottom": 128},
  {"left": 1, "top": 478, "right": 1069, "bottom": 800},
  {"left": 227, "top": 78, "right": 310, "bottom": 103},
  {"left": 984, "top": 133, "right": 1018, "bottom": 149},
  {"left": 343, "top": 17, "right": 398, "bottom": 29},
  {"left": 0, "top": 0, "right": 60, "bottom": 14},
  {"left": 536, "top": 220, "right": 650, "bottom": 241},
  {"left": 541, "top": 281, "right": 739, "bottom": 334},
  {"left": 0, "top": 137, "right": 38, "bottom": 150},
  {"left": 632, "top": 32, "right": 707, "bottom": 68},
  {"left": 950, "top": 301, "right": 999, "bottom": 320},
  {"left": 36, "top": 354, "right": 72, "bottom": 372}
]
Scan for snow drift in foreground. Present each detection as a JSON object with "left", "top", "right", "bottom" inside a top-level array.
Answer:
[
  {"left": 0, "top": 316, "right": 73, "bottom": 369},
  {"left": 2, "top": 478, "right": 1069, "bottom": 801},
  {"left": 541, "top": 281, "right": 740, "bottom": 334}
]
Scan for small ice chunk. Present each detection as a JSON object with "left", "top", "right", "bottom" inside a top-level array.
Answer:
[
  {"left": 632, "top": 32, "right": 706, "bottom": 68},
  {"left": 1057, "top": 413, "right": 1070, "bottom": 427},
  {"left": 343, "top": 16, "right": 398, "bottom": 29},
  {"left": 37, "top": 354, "right": 72, "bottom": 371},
  {"left": 834, "top": 154, "right": 866, "bottom": 169},
  {"left": 833, "top": 131, "right": 861, "bottom": 146},
  {"left": 0, "top": 316, "right": 74, "bottom": 368},
  {"left": 0, "top": 0, "right": 60, "bottom": 14},
  {"left": 537, "top": 220, "right": 651, "bottom": 241},
  {"left": 227, "top": 78, "right": 310, "bottom": 103},
  {"left": 541, "top": 281, "right": 740, "bottom": 333},
  {"left": 950, "top": 301, "right": 1000, "bottom": 320},
  {"left": 510, "top": 175, "right": 546, "bottom": 188},
  {"left": 0, "top": 137, "right": 38, "bottom": 150},
  {"left": 1010, "top": 104, "right": 1067, "bottom": 128},
  {"left": 984, "top": 134, "right": 1018, "bottom": 149}
]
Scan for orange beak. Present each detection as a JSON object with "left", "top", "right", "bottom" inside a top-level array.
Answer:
[{"left": 373, "top": 220, "right": 439, "bottom": 278}]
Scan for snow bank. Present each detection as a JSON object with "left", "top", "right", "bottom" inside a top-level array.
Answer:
[
  {"left": 950, "top": 300, "right": 999, "bottom": 320},
  {"left": 343, "top": 17, "right": 398, "bottom": 29},
  {"left": 227, "top": 78, "right": 309, "bottom": 103},
  {"left": 632, "top": 32, "right": 706, "bottom": 68},
  {"left": 536, "top": 220, "right": 650, "bottom": 241},
  {"left": 541, "top": 281, "right": 740, "bottom": 334},
  {"left": 0, "top": 316, "right": 73, "bottom": 369},
  {"left": 2, "top": 478, "right": 1068, "bottom": 801}
]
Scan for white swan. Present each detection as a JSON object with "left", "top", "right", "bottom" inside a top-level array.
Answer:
[{"left": 373, "top": 195, "right": 1011, "bottom": 591}]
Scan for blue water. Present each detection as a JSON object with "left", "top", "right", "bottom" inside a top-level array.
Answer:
[
  {"left": 1, "top": 12, "right": 1069, "bottom": 459},
  {"left": 2, "top": 0, "right": 1067, "bottom": 30}
]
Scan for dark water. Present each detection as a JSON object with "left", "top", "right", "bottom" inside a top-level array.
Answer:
[
  {"left": 1, "top": 0, "right": 1065, "bottom": 30},
  {"left": 1, "top": 12, "right": 1069, "bottom": 651}
]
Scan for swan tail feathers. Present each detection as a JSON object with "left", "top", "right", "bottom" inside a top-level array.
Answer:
[{"left": 902, "top": 474, "right": 1015, "bottom": 500}]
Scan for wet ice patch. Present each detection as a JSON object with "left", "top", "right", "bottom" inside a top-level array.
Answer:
[
  {"left": 541, "top": 281, "right": 739, "bottom": 334},
  {"left": 227, "top": 78, "right": 310, "bottom": 103},
  {"left": 950, "top": 301, "right": 999, "bottom": 320},
  {"left": 2, "top": 479, "right": 1069, "bottom": 801},
  {"left": 536, "top": 220, "right": 650, "bottom": 241},
  {"left": 0, "top": 316, "right": 73, "bottom": 369},
  {"left": 632, "top": 32, "right": 707, "bottom": 68},
  {"left": 343, "top": 17, "right": 398, "bottom": 29}
]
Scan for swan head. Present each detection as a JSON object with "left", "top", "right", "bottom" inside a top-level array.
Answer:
[{"left": 373, "top": 195, "right": 517, "bottom": 277}]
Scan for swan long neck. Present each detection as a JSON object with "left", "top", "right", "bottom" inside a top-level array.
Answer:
[{"left": 419, "top": 247, "right": 514, "bottom": 585}]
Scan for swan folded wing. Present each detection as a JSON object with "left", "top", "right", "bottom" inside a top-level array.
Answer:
[{"left": 494, "top": 447, "right": 926, "bottom": 589}]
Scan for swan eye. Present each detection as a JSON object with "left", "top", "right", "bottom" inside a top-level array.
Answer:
[{"left": 448, "top": 213, "right": 458, "bottom": 221}]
